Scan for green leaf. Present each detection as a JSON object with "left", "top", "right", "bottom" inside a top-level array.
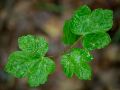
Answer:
[
  {"left": 62, "top": 20, "right": 79, "bottom": 45},
  {"left": 70, "top": 5, "right": 91, "bottom": 35},
  {"left": 82, "top": 32, "right": 111, "bottom": 51},
  {"left": 61, "top": 48, "right": 93, "bottom": 79},
  {"left": 5, "top": 51, "right": 35, "bottom": 78},
  {"left": 72, "top": 5, "right": 91, "bottom": 17},
  {"left": 75, "top": 62, "right": 92, "bottom": 80},
  {"left": 28, "top": 57, "right": 55, "bottom": 87},
  {"left": 70, "top": 48, "right": 93, "bottom": 62},
  {"left": 61, "top": 54, "right": 74, "bottom": 78},
  {"left": 5, "top": 35, "right": 56, "bottom": 87},
  {"left": 91, "top": 9, "right": 113, "bottom": 32},
  {"left": 5, "top": 51, "right": 55, "bottom": 87},
  {"left": 18, "top": 35, "right": 48, "bottom": 57},
  {"left": 70, "top": 5, "right": 113, "bottom": 35}
]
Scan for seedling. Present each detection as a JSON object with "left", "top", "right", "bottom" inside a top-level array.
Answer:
[{"left": 5, "top": 5, "right": 113, "bottom": 87}]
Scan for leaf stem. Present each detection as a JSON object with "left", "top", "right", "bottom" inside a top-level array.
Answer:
[
  {"left": 48, "top": 37, "right": 82, "bottom": 59},
  {"left": 60, "top": 36, "right": 82, "bottom": 56}
]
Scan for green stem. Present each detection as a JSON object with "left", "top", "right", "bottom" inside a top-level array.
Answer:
[
  {"left": 60, "top": 36, "right": 82, "bottom": 56},
  {"left": 48, "top": 37, "right": 82, "bottom": 58}
]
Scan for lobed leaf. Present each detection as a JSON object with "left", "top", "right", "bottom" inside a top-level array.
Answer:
[
  {"left": 70, "top": 5, "right": 113, "bottom": 35},
  {"left": 61, "top": 48, "right": 93, "bottom": 79},
  {"left": 5, "top": 35, "right": 55, "bottom": 87},
  {"left": 82, "top": 32, "right": 111, "bottom": 51}
]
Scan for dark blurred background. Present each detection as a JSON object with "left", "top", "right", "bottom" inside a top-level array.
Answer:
[{"left": 0, "top": 0, "right": 120, "bottom": 90}]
